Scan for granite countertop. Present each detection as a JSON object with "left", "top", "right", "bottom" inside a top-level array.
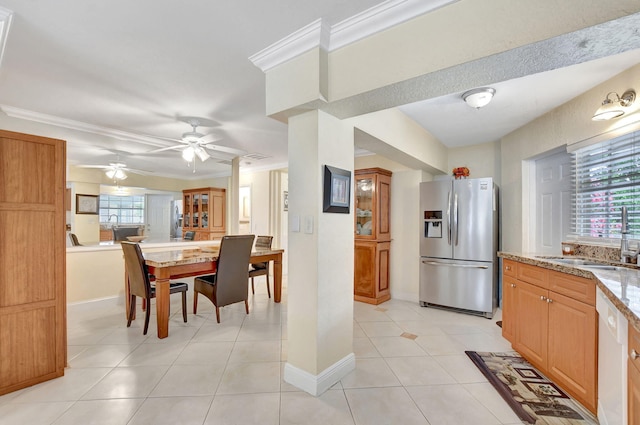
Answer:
[{"left": 499, "top": 252, "right": 640, "bottom": 332}]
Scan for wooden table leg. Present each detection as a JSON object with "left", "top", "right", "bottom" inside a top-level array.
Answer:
[
  {"left": 155, "top": 268, "right": 170, "bottom": 339},
  {"left": 273, "top": 253, "right": 282, "bottom": 303}
]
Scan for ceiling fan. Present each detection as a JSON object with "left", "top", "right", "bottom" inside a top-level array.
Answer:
[
  {"left": 149, "top": 116, "right": 246, "bottom": 164},
  {"left": 76, "top": 156, "right": 153, "bottom": 182}
]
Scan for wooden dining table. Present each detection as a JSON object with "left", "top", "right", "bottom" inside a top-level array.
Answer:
[{"left": 125, "top": 246, "right": 284, "bottom": 339}]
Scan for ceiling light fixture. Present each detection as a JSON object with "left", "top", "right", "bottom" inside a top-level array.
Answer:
[
  {"left": 182, "top": 145, "right": 195, "bottom": 162},
  {"left": 592, "top": 89, "right": 636, "bottom": 121},
  {"left": 105, "top": 168, "right": 127, "bottom": 181},
  {"left": 462, "top": 87, "right": 496, "bottom": 109}
]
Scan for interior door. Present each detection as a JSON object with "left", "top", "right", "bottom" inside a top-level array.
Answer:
[
  {"left": 145, "top": 194, "right": 173, "bottom": 240},
  {"left": 0, "top": 130, "right": 66, "bottom": 395},
  {"left": 535, "top": 151, "right": 572, "bottom": 254}
]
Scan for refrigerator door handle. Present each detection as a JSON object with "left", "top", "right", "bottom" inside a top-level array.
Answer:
[
  {"left": 421, "top": 261, "right": 489, "bottom": 270},
  {"left": 453, "top": 192, "right": 459, "bottom": 246},
  {"left": 446, "top": 191, "right": 452, "bottom": 245}
]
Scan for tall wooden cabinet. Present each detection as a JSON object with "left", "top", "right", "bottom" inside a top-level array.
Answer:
[
  {"left": 182, "top": 187, "right": 226, "bottom": 240},
  {"left": 501, "top": 259, "right": 598, "bottom": 413},
  {"left": 354, "top": 168, "right": 391, "bottom": 305},
  {"left": 0, "top": 130, "right": 67, "bottom": 395},
  {"left": 629, "top": 325, "right": 640, "bottom": 424}
]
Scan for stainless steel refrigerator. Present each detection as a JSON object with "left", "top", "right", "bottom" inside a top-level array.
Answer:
[{"left": 419, "top": 178, "right": 499, "bottom": 318}]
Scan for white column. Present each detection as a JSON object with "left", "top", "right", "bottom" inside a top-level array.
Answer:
[
  {"left": 228, "top": 156, "right": 240, "bottom": 234},
  {"left": 284, "top": 109, "right": 355, "bottom": 395}
]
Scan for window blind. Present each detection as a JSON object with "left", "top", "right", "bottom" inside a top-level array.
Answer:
[{"left": 572, "top": 129, "right": 640, "bottom": 238}]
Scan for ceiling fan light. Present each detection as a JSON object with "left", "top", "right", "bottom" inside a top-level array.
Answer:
[
  {"left": 114, "top": 169, "right": 127, "bottom": 180},
  {"left": 182, "top": 146, "right": 195, "bottom": 162},
  {"left": 196, "top": 147, "right": 210, "bottom": 162},
  {"left": 105, "top": 169, "right": 116, "bottom": 179}
]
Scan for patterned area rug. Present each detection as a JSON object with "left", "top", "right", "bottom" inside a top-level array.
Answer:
[{"left": 465, "top": 351, "right": 597, "bottom": 425}]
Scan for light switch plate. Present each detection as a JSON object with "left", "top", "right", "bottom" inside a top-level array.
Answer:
[
  {"left": 291, "top": 215, "right": 300, "bottom": 232},
  {"left": 304, "top": 215, "right": 314, "bottom": 234}
]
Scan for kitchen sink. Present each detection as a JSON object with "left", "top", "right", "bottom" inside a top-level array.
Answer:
[{"left": 536, "top": 256, "right": 629, "bottom": 271}]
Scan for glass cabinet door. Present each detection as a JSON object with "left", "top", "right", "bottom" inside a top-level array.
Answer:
[
  {"left": 355, "top": 176, "right": 374, "bottom": 237},
  {"left": 184, "top": 194, "right": 191, "bottom": 227},
  {"left": 193, "top": 193, "right": 200, "bottom": 228},
  {"left": 201, "top": 193, "right": 209, "bottom": 228}
]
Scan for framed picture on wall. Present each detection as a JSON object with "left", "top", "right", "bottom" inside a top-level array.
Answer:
[
  {"left": 323, "top": 165, "right": 351, "bottom": 213},
  {"left": 76, "top": 194, "right": 99, "bottom": 214}
]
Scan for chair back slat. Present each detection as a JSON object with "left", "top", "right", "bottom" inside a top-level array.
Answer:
[
  {"left": 215, "top": 235, "right": 255, "bottom": 305},
  {"left": 121, "top": 242, "right": 151, "bottom": 299}
]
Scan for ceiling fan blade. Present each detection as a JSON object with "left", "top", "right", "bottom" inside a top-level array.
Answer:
[
  {"left": 124, "top": 167, "right": 155, "bottom": 176},
  {"left": 202, "top": 144, "right": 246, "bottom": 156},
  {"left": 147, "top": 145, "right": 185, "bottom": 153},
  {"left": 76, "top": 164, "right": 110, "bottom": 169}
]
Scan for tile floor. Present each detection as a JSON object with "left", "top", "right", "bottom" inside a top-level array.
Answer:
[{"left": 0, "top": 276, "right": 525, "bottom": 424}]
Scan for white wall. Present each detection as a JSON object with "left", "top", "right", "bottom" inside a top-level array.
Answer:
[
  {"left": 447, "top": 141, "right": 501, "bottom": 183},
  {"left": 240, "top": 170, "right": 271, "bottom": 236}
]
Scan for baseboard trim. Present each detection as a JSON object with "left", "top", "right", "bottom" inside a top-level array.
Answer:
[
  {"left": 284, "top": 353, "right": 355, "bottom": 396},
  {"left": 67, "top": 295, "right": 122, "bottom": 312}
]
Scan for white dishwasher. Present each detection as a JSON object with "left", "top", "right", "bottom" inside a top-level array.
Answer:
[{"left": 596, "top": 287, "right": 628, "bottom": 425}]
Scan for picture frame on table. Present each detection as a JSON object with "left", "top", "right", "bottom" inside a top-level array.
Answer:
[
  {"left": 76, "top": 194, "right": 99, "bottom": 215},
  {"left": 323, "top": 165, "right": 351, "bottom": 214}
]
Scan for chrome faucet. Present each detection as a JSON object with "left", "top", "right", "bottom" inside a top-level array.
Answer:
[
  {"left": 108, "top": 214, "right": 119, "bottom": 226},
  {"left": 620, "top": 206, "right": 640, "bottom": 263}
]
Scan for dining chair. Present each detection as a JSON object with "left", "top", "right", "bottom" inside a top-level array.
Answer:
[
  {"left": 193, "top": 234, "right": 255, "bottom": 323},
  {"left": 249, "top": 235, "right": 273, "bottom": 298},
  {"left": 184, "top": 231, "right": 196, "bottom": 240},
  {"left": 69, "top": 233, "right": 82, "bottom": 246},
  {"left": 121, "top": 241, "right": 189, "bottom": 335}
]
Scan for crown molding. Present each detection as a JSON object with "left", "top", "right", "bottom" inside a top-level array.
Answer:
[
  {"left": 0, "top": 6, "right": 13, "bottom": 68},
  {"left": 249, "top": 19, "right": 331, "bottom": 72},
  {"left": 249, "top": 0, "right": 458, "bottom": 72},
  {"left": 0, "top": 104, "right": 170, "bottom": 147}
]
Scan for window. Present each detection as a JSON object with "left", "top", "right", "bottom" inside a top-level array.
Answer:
[
  {"left": 572, "top": 129, "right": 640, "bottom": 238},
  {"left": 99, "top": 195, "right": 145, "bottom": 224}
]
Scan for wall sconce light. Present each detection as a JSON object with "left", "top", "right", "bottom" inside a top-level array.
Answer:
[
  {"left": 462, "top": 87, "right": 496, "bottom": 109},
  {"left": 592, "top": 89, "right": 636, "bottom": 121}
]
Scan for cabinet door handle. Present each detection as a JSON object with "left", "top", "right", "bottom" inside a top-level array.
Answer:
[
  {"left": 632, "top": 349, "right": 639, "bottom": 360},
  {"left": 505, "top": 266, "right": 512, "bottom": 271},
  {"left": 540, "top": 295, "right": 546, "bottom": 301},
  {"left": 511, "top": 283, "right": 516, "bottom": 288},
  {"left": 547, "top": 298, "right": 553, "bottom": 303}
]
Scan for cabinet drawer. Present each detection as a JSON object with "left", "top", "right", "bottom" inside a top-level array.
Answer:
[
  {"left": 517, "top": 263, "right": 549, "bottom": 289},
  {"left": 630, "top": 325, "right": 640, "bottom": 373},
  {"left": 503, "top": 259, "right": 517, "bottom": 277},
  {"left": 549, "top": 270, "right": 595, "bottom": 306}
]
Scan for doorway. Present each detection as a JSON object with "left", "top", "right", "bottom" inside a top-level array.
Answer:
[
  {"left": 239, "top": 186, "right": 251, "bottom": 234},
  {"left": 145, "top": 194, "right": 173, "bottom": 240},
  {"left": 534, "top": 150, "right": 572, "bottom": 255}
]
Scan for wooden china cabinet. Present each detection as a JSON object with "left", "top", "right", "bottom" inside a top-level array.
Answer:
[
  {"left": 354, "top": 168, "right": 392, "bottom": 304},
  {"left": 182, "top": 187, "right": 226, "bottom": 240}
]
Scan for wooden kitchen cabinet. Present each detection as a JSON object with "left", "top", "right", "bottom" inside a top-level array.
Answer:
[
  {"left": 354, "top": 168, "right": 391, "bottom": 304},
  {"left": 182, "top": 187, "right": 226, "bottom": 240},
  {"left": 501, "top": 259, "right": 597, "bottom": 413},
  {"left": 514, "top": 280, "right": 549, "bottom": 368}
]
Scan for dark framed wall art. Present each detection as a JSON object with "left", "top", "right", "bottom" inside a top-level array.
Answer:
[{"left": 323, "top": 165, "right": 351, "bottom": 214}]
